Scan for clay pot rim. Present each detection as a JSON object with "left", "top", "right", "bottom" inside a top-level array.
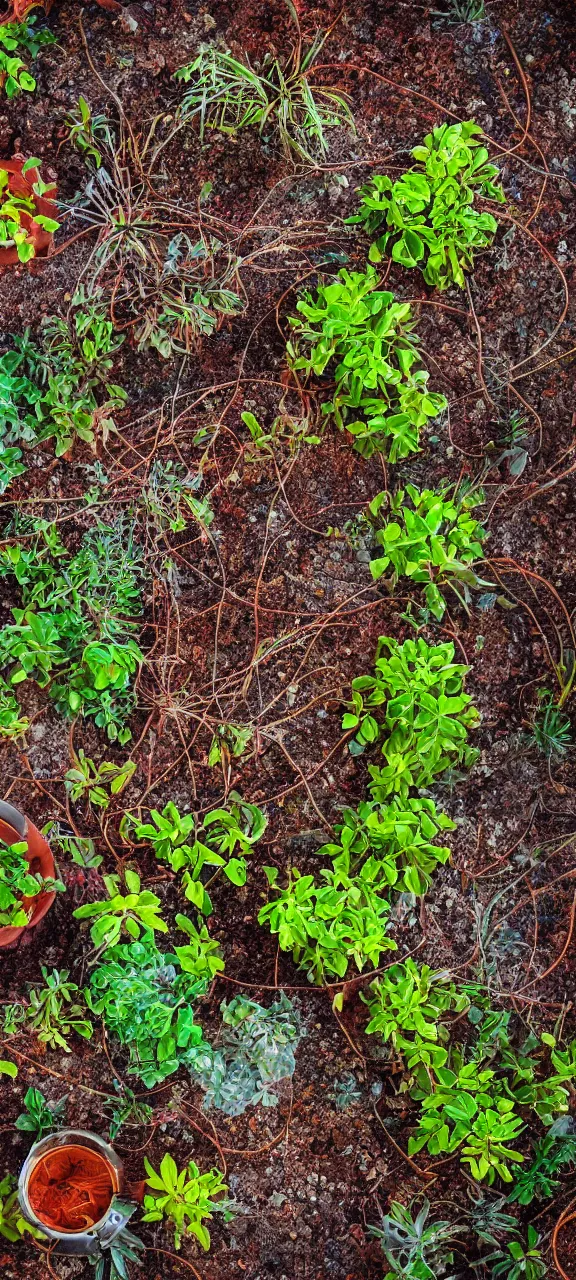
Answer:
[{"left": 0, "top": 812, "right": 55, "bottom": 946}]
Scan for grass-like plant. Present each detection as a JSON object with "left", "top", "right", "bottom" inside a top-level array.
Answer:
[
  {"left": 367, "top": 483, "right": 489, "bottom": 619},
  {"left": 348, "top": 120, "right": 505, "bottom": 288},
  {"left": 142, "top": 1153, "right": 231, "bottom": 1250},
  {"left": 344, "top": 635, "right": 479, "bottom": 794},
  {"left": 64, "top": 104, "right": 244, "bottom": 359},
  {"left": 370, "top": 1198, "right": 464, "bottom": 1280},
  {"left": 174, "top": 34, "right": 354, "bottom": 164},
  {"left": 287, "top": 266, "right": 447, "bottom": 458}
]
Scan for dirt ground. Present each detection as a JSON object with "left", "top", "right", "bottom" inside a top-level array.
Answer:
[{"left": 1, "top": 0, "right": 576, "bottom": 1276}]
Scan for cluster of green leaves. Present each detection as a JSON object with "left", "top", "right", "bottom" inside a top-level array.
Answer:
[
  {"left": 16, "top": 1086, "right": 66, "bottom": 1140},
  {"left": 410, "top": 1056, "right": 525, "bottom": 1184},
  {"left": 89, "top": 1217, "right": 145, "bottom": 1280},
  {"left": 208, "top": 721, "right": 254, "bottom": 768},
  {"left": 3, "top": 967, "right": 93, "bottom": 1052},
  {"left": 0, "top": 290, "right": 126, "bottom": 486},
  {"left": 142, "top": 1152, "right": 232, "bottom": 1251},
  {"left": 258, "top": 863, "right": 396, "bottom": 984},
  {"left": 344, "top": 635, "right": 479, "bottom": 793},
  {"left": 73, "top": 869, "right": 168, "bottom": 951},
  {"left": 0, "top": 517, "right": 144, "bottom": 742},
  {"left": 288, "top": 267, "right": 446, "bottom": 459},
  {"left": 483, "top": 1227, "right": 546, "bottom": 1280},
  {"left": 65, "top": 751, "right": 135, "bottom": 810},
  {"left": 187, "top": 993, "right": 302, "bottom": 1115},
  {"left": 370, "top": 1197, "right": 464, "bottom": 1280},
  {"left": 508, "top": 1118, "right": 576, "bottom": 1205},
  {"left": 104, "top": 1083, "right": 154, "bottom": 1142},
  {"left": 240, "top": 409, "right": 320, "bottom": 458},
  {"left": 348, "top": 120, "right": 505, "bottom": 289},
  {"left": 0, "top": 157, "right": 59, "bottom": 263},
  {"left": 0, "top": 19, "right": 54, "bottom": 98},
  {"left": 401, "top": 1003, "right": 576, "bottom": 1188},
  {"left": 174, "top": 36, "right": 354, "bottom": 164},
  {"left": 0, "top": 1173, "right": 45, "bottom": 1243},
  {"left": 317, "top": 796, "right": 455, "bottom": 897},
  {"left": 367, "top": 484, "right": 489, "bottom": 619},
  {"left": 362, "top": 959, "right": 469, "bottom": 1070},
  {"left": 86, "top": 928, "right": 216, "bottom": 1087},
  {"left": 0, "top": 836, "right": 64, "bottom": 928},
  {"left": 126, "top": 793, "right": 267, "bottom": 914},
  {"left": 142, "top": 459, "right": 214, "bottom": 534}
]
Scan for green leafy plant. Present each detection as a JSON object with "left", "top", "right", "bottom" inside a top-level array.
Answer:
[
  {"left": 0, "top": 836, "right": 64, "bottom": 928},
  {"left": 0, "top": 1173, "right": 45, "bottom": 1242},
  {"left": 208, "top": 722, "right": 254, "bottom": 768},
  {"left": 104, "top": 1083, "right": 154, "bottom": 1142},
  {"left": 0, "top": 156, "right": 59, "bottom": 263},
  {"left": 409, "top": 1060, "right": 525, "bottom": 1184},
  {"left": 65, "top": 751, "right": 136, "bottom": 810},
  {"left": 348, "top": 120, "right": 505, "bottom": 289},
  {"left": 508, "top": 1119, "right": 576, "bottom": 1205},
  {"left": 362, "top": 959, "right": 469, "bottom": 1070},
  {"left": 42, "top": 823, "right": 103, "bottom": 869},
  {"left": 15, "top": 1086, "right": 66, "bottom": 1140},
  {"left": 240, "top": 409, "right": 320, "bottom": 458},
  {"left": 87, "top": 932, "right": 212, "bottom": 1087},
  {"left": 127, "top": 793, "right": 267, "bottom": 914},
  {"left": 344, "top": 635, "right": 479, "bottom": 795},
  {"left": 174, "top": 913, "right": 226, "bottom": 981},
  {"left": 142, "top": 1153, "right": 231, "bottom": 1250},
  {"left": 73, "top": 869, "right": 168, "bottom": 950},
  {"left": 367, "top": 484, "right": 489, "bottom": 620},
  {"left": 528, "top": 689, "right": 572, "bottom": 759},
  {"left": 258, "top": 864, "right": 396, "bottom": 984},
  {"left": 174, "top": 35, "right": 354, "bottom": 164},
  {"left": 481, "top": 1227, "right": 546, "bottom": 1280},
  {"left": 19, "top": 968, "right": 93, "bottom": 1052},
  {"left": 0, "top": 1059, "right": 17, "bottom": 1078},
  {"left": 466, "top": 1192, "right": 518, "bottom": 1246},
  {"left": 65, "top": 95, "right": 114, "bottom": 169},
  {"left": 316, "top": 796, "right": 455, "bottom": 896},
  {"left": 288, "top": 267, "right": 447, "bottom": 459},
  {"left": 186, "top": 993, "right": 302, "bottom": 1115},
  {"left": 0, "top": 516, "right": 144, "bottom": 742},
  {"left": 4, "top": 291, "right": 127, "bottom": 460},
  {"left": 0, "top": 18, "right": 55, "bottom": 98},
  {"left": 369, "top": 1197, "right": 464, "bottom": 1280},
  {"left": 90, "top": 1218, "right": 145, "bottom": 1280},
  {"left": 142, "top": 459, "right": 213, "bottom": 534}
]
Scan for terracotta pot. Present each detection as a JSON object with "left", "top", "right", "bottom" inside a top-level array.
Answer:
[
  {"left": 0, "top": 155, "right": 58, "bottom": 266},
  {"left": 0, "top": 799, "right": 56, "bottom": 947}
]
